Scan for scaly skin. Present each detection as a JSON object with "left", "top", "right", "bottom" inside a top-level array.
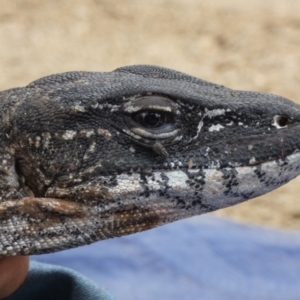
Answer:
[{"left": 0, "top": 65, "right": 300, "bottom": 256}]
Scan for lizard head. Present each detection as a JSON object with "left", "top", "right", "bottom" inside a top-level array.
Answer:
[{"left": 1, "top": 65, "right": 300, "bottom": 255}]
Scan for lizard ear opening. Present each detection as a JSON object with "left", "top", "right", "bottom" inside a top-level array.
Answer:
[{"left": 15, "top": 156, "right": 45, "bottom": 197}]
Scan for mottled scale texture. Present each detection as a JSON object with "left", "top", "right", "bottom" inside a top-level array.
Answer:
[{"left": 1, "top": 65, "right": 300, "bottom": 256}]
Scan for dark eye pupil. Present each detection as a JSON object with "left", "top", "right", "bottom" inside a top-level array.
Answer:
[
  {"left": 144, "top": 112, "right": 161, "bottom": 127},
  {"left": 132, "top": 111, "right": 172, "bottom": 128}
]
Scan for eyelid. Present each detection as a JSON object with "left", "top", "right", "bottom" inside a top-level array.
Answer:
[
  {"left": 131, "top": 127, "right": 179, "bottom": 139},
  {"left": 122, "top": 96, "right": 180, "bottom": 115}
]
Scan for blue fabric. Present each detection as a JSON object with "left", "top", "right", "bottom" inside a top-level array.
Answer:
[
  {"left": 30, "top": 215, "right": 300, "bottom": 300},
  {"left": 5, "top": 261, "right": 115, "bottom": 300}
]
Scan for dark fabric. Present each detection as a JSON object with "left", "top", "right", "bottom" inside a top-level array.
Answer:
[{"left": 4, "top": 261, "right": 116, "bottom": 300}]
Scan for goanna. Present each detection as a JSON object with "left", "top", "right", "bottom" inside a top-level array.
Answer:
[{"left": 0, "top": 65, "right": 300, "bottom": 256}]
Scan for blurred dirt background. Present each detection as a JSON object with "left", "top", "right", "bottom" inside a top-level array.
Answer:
[{"left": 1, "top": 0, "right": 300, "bottom": 229}]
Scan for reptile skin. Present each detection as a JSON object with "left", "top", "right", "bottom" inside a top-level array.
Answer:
[{"left": 0, "top": 65, "right": 300, "bottom": 257}]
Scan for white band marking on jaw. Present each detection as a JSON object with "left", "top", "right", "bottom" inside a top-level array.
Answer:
[{"left": 108, "top": 151, "right": 300, "bottom": 212}]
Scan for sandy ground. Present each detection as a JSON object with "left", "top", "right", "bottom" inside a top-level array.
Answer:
[{"left": 1, "top": 0, "right": 300, "bottom": 230}]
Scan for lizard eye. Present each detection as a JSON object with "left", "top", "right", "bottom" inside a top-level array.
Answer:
[
  {"left": 132, "top": 110, "right": 174, "bottom": 128},
  {"left": 122, "top": 96, "right": 180, "bottom": 141}
]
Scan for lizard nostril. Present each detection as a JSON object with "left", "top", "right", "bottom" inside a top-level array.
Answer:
[{"left": 273, "top": 115, "right": 289, "bottom": 128}]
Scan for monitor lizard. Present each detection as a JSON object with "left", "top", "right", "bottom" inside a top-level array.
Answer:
[{"left": 0, "top": 65, "right": 299, "bottom": 257}]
